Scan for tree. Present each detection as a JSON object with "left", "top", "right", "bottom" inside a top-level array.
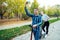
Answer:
[
  {"left": 30, "top": 0, "right": 39, "bottom": 13},
  {"left": 5, "top": 0, "right": 26, "bottom": 19}
]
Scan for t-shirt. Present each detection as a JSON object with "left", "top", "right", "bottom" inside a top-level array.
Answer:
[{"left": 42, "top": 14, "right": 49, "bottom": 22}]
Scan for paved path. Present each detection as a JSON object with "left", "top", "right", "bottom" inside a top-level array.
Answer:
[
  {"left": 12, "top": 21, "right": 60, "bottom": 40},
  {"left": 0, "top": 21, "right": 31, "bottom": 30},
  {"left": 0, "top": 18, "right": 57, "bottom": 30}
]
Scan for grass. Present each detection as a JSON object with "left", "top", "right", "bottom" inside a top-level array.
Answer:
[
  {"left": 0, "top": 25, "right": 31, "bottom": 40},
  {"left": 49, "top": 18, "right": 60, "bottom": 23},
  {"left": 0, "top": 18, "right": 60, "bottom": 40}
]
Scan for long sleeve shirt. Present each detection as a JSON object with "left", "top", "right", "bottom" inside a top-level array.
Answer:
[
  {"left": 42, "top": 14, "right": 50, "bottom": 22},
  {"left": 25, "top": 7, "right": 42, "bottom": 31}
]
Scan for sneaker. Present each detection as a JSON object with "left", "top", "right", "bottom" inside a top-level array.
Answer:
[
  {"left": 42, "top": 31, "right": 46, "bottom": 34},
  {"left": 42, "top": 32, "right": 46, "bottom": 38},
  {"left": 45, "top": 34, "right": 48, "bottom": 38}
]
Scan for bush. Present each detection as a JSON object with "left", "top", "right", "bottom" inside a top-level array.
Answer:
[{"left": 22, "top": 13, "right": 29, "bottom": 20}]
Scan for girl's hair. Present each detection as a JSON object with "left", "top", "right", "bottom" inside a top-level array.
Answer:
[{"left": 34, "top": 8, "right": 39, "bottom": 10}]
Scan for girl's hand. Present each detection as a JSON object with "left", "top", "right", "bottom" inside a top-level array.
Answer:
[{"left": 33, "top": 25, "right": 37, "bottom": 28}]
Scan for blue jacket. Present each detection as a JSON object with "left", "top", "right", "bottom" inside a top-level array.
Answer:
[{"left": 25, "top": 7, "right": 42, "bottom": 32}]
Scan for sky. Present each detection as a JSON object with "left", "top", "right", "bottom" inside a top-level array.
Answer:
[{"left": 27, "top": 0, "right": 60, "bottom": 8}]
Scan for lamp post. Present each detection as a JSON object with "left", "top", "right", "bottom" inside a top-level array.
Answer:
[
  {"left": 2, "top": 2, "right": 8, "bottom": 7},
  {"left": 1, "top": 2, "right": 8, "bottom": 19}
]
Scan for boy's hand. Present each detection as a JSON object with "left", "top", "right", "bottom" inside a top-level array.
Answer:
[{"left": 25, "top": 2, "right": 29, "bottom": 7}]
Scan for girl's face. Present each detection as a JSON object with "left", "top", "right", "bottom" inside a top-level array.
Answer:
[{"left": 40, "top": 11, "right": 44, "bottom": 15}]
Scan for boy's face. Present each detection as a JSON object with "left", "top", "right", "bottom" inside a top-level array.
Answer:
[{"left": 34, "top": 9, "right": 38, "bottom": 15}]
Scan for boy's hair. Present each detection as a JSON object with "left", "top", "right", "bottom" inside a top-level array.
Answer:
[{"left": 34, "top": 8, "right": 39, "bottom": 10}]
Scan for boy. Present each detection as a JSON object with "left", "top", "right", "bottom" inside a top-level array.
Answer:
[{"left": 25, "top": 2, "right": 42, "bottom": 40}]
